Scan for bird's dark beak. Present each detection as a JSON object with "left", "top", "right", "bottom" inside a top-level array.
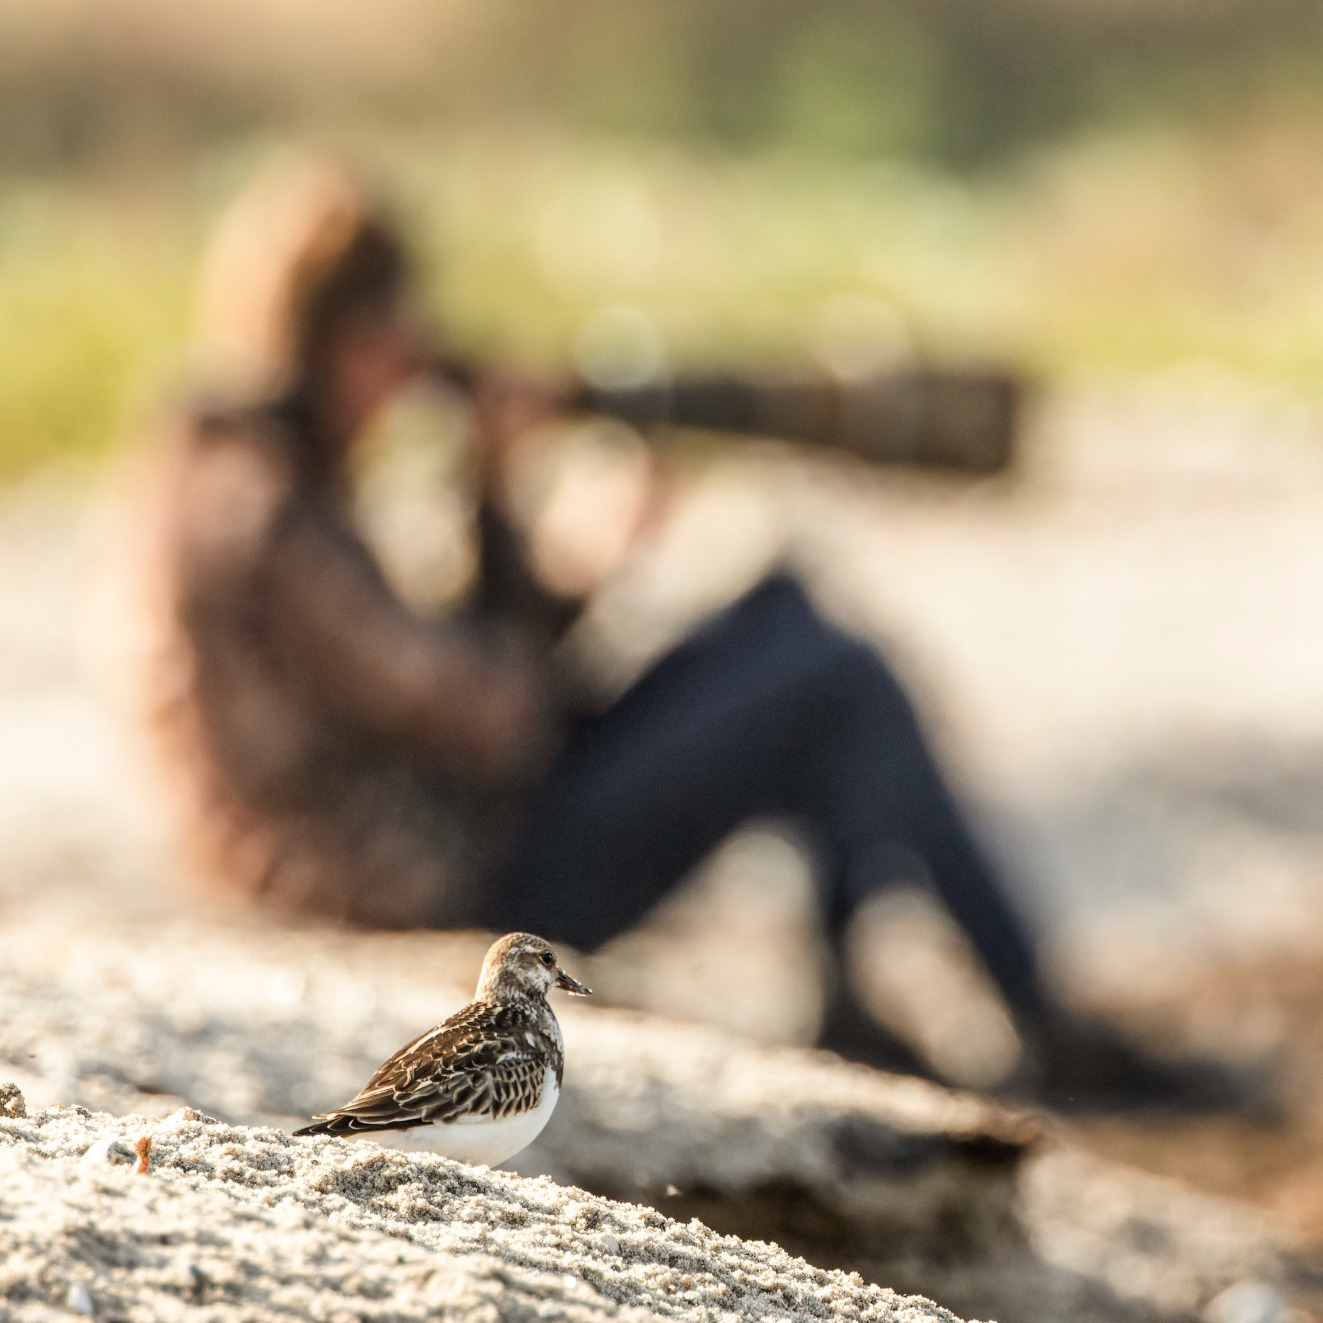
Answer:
[{"left": 555, "top": 968, "right": 593, "bottom": 996}]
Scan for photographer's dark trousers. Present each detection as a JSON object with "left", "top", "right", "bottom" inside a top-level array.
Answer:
[{"left": 486, "top": 573, "right": 1046, "bottom": 1020}]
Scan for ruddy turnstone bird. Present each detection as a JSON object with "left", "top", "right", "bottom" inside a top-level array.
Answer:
[{"left": 293, "top": 932, "right": 591, "bottom": 1165}]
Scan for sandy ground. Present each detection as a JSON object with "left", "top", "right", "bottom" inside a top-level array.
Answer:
[
  {"left": 2, "top": 1101, "right": 966, "bottom": 1323},
  {"left": 6, "top": 372, "right": 1323, "bottom": 1244}
]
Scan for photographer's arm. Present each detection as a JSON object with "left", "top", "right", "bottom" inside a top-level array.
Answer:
[{"left": 263, "top": 506, "right": 549, "bottom": 781}]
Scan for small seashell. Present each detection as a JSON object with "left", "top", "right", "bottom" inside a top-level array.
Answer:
[
  {"left": 67, "top": 1282, "right": 94, "bottom": 1316},
  {"left": 590, "top": 1232, "right": 621, "bottom": 1255},
  {"left": 80, "top": 1136, "right": 137, "bottom": 1168}
]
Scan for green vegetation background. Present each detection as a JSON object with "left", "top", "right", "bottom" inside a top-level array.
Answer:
[{"left": 5, "top": 0, "right": 1323, "bottom": 475}]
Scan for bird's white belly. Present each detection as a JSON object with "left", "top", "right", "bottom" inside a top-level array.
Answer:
[{"left": 387, "top": 1067, "right": 560, "bottom": 1168}]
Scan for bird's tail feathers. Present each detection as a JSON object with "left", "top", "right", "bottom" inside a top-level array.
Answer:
[{"left": 292, "top": 1117, "right": 338, "bottom": 1137}]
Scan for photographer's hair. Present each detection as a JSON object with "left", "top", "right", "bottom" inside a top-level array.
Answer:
[{"left": 191, "top": 155, "right": 409, "bottom": 411}]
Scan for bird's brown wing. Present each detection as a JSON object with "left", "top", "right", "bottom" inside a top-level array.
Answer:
[{"left": 294, "top": 1001, "right": 559, "bottom": 1137}]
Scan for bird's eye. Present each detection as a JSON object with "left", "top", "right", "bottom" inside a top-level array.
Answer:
[{"left": 541, "top": 951, "right": 555, "bottom": 967}]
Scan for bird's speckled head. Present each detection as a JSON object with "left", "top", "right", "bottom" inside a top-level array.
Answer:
[{"left": 476, "top": 932, "right": 593, "bottom": 1004}]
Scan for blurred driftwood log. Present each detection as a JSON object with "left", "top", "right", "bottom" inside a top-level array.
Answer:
[{"left": 0, "top": 922, "right": 1314, "bottom": 1323}]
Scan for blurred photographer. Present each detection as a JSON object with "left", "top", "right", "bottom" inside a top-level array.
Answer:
[{"left": 131, "top": 159, "right": 1253, "bottom": 1109}]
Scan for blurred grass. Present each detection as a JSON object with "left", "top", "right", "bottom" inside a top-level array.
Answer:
[
  {"left": 5, "top": 1, "right": 1323, "bottom": 476},
  {"left": 9, "top": 121, "right": 1323, "bottom": 478},
  {"left": 0, "top": 183, "right": 194, "bottom": 475}
]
